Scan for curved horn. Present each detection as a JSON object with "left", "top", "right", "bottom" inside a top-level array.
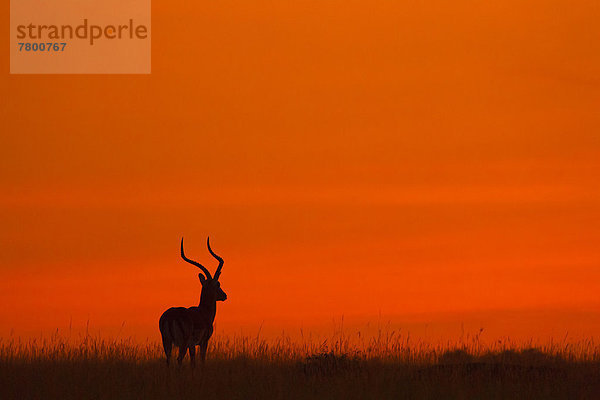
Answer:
[
  {"left": 207, "top": 236, "right": 224, "bottom": 280},
  {"left": 181, "top": 237, "right": 212, "bottom": 280}
]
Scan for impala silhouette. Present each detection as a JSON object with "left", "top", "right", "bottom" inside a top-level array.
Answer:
[{"left": 159, "top": 237, "right": 227, "bottom": 366}]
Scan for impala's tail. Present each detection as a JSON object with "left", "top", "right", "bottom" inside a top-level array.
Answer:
[
  {"left": 158, "top": 313, "right": 173, "bottom": 365},
  {"left": 159, "top": 308, "right": 194, "bottom": 366}
]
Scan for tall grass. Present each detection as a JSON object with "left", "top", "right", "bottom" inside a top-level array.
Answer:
[
  {"left": 2, "top": 329, "right": 600, "bottom": 399},
  {"left": 3, "top": 327, "right": 599, "bottom": 363}
]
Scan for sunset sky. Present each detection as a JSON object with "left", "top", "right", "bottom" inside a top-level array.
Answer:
[{"left": 1, "top": 0, "right": 600, "bottom": 342}]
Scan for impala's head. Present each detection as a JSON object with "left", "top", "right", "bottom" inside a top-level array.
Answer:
[{"left": 181, "top": 237, "right": 227, "bottom": 302}]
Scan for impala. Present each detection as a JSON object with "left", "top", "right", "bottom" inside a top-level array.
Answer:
[{"left": 159, "top": 237, "right": 227, "bottom": 366}]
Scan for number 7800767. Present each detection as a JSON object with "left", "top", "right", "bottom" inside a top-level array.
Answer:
[{"left": 18, "top": 42, "right": 67, "bottom": 51}]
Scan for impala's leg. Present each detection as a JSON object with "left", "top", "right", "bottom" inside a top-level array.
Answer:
[
  {"left": 162, "top": 338, "right": 172, "bottom": 366},
  {"left": 177, "top": 346, "right": 187, "bottom": 366},
  {"left": 199, "top": 340, "right": 208, "bottom": 363},
  {"left": 189, "top": 346, "right": 196, "bottom": 368}
]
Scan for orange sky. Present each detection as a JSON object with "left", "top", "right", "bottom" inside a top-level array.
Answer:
[{"left": 1, "top": 0, "right": 600, "bottom": 342}]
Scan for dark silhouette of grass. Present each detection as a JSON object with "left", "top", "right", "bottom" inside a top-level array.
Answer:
[{"left": 1, "top": 332, "right": 600, "bottom": 399}]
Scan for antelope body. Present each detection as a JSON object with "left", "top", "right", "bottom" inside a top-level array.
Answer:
[{"left": 159, "top": 237, "right": 227, "bottom": 366}]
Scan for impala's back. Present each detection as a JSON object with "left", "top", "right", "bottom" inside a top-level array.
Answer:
[{"left": 159, "top": 307, "right": 199, "bottom": 348}]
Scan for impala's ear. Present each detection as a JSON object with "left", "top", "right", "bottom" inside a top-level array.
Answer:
[{"left": 198, "top": 273, "right": 206, "bottom": 284}]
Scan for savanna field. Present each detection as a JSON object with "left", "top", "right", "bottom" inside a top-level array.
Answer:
[{"left": 2, "top": 328, "right": 600, "bottom": 400}]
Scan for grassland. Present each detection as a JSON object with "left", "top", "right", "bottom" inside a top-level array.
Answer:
[{"left": 2, "top": 330, "right": 600, "bottom": 400}]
